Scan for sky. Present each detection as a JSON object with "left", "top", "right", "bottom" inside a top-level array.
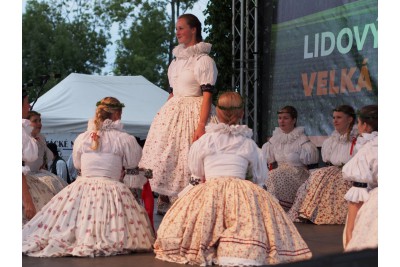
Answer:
[{"left": 22, "top": 0, "right": 209, "bottom": 75}]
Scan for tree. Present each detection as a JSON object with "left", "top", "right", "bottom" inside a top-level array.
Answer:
[
  {"left": 96, "top": 0, "right": 198, "bottom": 89},
  {"left": 113, "top": 1, "right": 170, "bottom": 89},
  {"left": 204, "top": 0, "right": 233, "bottom": 92},
  {"left": 23, "top": 0, "right": 109, "bottom": 97}
]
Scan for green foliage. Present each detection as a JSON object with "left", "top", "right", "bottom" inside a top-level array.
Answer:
[
  {"left": 23, "top": 0, "right": 204, "bottom": 95},
  {"left": 204, "top": 0, "right": 233, "bottom": 93},
  {"left": 113, "top": 1, "right": 170, "bottom": 89},
  {"left": 103, "top": 0, "right": 199, "bottom": 89},
  {"left": 23, "top": 0, "right": 109, "bottom": 97}
]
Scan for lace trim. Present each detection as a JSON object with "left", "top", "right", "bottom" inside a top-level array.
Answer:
[
  {"left": 269, "top": 127, "right": 306, "bottom": 144},
  {"left": 206, "top": 123, "right": 253, "bottom": 138},
  {"left": 172, "top": 42, "right": 212, "bottom": 59},
  {"left": 354, "top": 131, "right": 378, "bottom": 151},
  {"left": 331, "top": 125, "right": 358, "bottom": 144},
  {"left": 87, "top": 119, "right": 124, "bottom": 131}
]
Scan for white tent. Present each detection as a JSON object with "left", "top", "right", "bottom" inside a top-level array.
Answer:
[{"left": 33, "top": 73, "right": 168, "bottom": 159}]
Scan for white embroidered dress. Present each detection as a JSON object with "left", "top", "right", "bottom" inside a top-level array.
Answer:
[
  {"left": 154, "top": 123, "right": 312, "bottom": 266},
  {"left": 262, "top": 127, "right": 319, "bottom": 211},
  {"left": 22, "top": 119, "right": 155, "bottom": 257},
  {"left": 22, "top": 120, "right": 55, "bottom": 225},
  {"left": 287, "top": 127, "right": 358, "bottom": 224},
  {"left": 139, "top": 42, "right": 218, "bottom": 197},
  {"left": 342, "top": 132, "right": 378, "bottom": 251}
]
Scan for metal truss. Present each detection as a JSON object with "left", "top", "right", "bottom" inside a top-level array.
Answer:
[{"left": 232, "top": 0, "right": 259, "bottom": 142}]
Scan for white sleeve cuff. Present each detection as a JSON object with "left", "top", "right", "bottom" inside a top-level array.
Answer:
[{"left": 344, "top": 187, "right": 369, "bottom": 203}]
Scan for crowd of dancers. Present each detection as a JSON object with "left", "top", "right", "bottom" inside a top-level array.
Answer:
[{"left": 22, "top": 13, "right": 378, "bottom": 266}]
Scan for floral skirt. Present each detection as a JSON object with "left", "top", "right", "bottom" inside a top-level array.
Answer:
[
  {"left": 287, "top": 166, "right": 352, "bottom": 224},
  {"left": 265, "top": 163, "right": 310, "bottom": 211},
  {"left": 23, "top": 175, "right": 56, "bottom": 225},
  {"left": 139, "top": 96, "right": 216, "bottom": 196},
  {"left": 344, "top": 188, "right": 378, "bottom": 252},
  {"left": 154, "top": 177, "right": 312, "bottom": 266},
  {"left": 22, "top": 176, "right": 155, "bottom": 257},
  {"left": 31, "top": 170, "right": 68, "bottom": 195}
]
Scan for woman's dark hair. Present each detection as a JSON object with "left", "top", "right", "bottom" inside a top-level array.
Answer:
[
  {"left": 358, "top": 105, "right": 378, "bottom": 131},
  {"left": 333, "top": 105, "right": 356, "bottom": 141},
  {"left": 277, "top": 105, "right": 298, "bottom": 127},
  {"left": 27, "top": 110, "right": 41, "bottom": 120},
  {"left": 178, "top": 13, "right": 203, "bottom": 42}
]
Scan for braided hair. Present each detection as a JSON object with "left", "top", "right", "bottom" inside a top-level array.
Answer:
[
  {"left": 91, "top": 97, "right": 125, "bottom": 150},
  {"left": 216, "top": 92, "right": 244, "bottom": 125}
]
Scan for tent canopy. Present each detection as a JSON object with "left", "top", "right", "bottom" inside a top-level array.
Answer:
[{"left": 33, "top": 73, "right": 168, "bottom": 139}]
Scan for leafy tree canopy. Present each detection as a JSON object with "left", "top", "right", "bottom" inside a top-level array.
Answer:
[{"left": 23, "top": 0, "right": 110, "bottom": 98}]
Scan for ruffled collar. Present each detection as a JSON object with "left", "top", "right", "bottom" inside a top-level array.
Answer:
[
  {"left": 355, "top": 131, "right": 378, "bottom": 150},
  {"left": 331, "top": 125, "right": 358, "bottom": 144},
  {"left": 270, "top": 126, "right": 305, "bottom": 144},
  {"left": 172, "top": 42, "right": 212, "bottom": 59},
  {"left": 87, "top": 119, "right": 124, "bottom": 132},
  {"left": 206, "top": 123, "right": 253, "bottom": 138}
]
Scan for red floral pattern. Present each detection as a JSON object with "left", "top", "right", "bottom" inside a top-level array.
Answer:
[
  {"left": 154, "top": 177, "right": 312, "bottom": 266},
  {"left": 287, "top": 166, "right": 352, "bottom": 224},
  {"left": 22, "top": 177, "right": 155, "bottom": 257}
]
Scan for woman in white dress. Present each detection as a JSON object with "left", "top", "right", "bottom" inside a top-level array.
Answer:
[
  {"left": 154, "top": 92, "right": 312, "bottom": 266},
  {"left": 262, "top": 106, "right": 319, "bottom": 211},
  {"left": 25, "top": 111, "right": 68, "bottom": 194},
  {"left": 138, "top": 13, "right": 218, "bottom": 214},
  {"left": 23, "top": 97, "right": 155, "bottom": 257},
  {"left": 343, "top": 105, "right": 378, "bottom": 251},
  {"left": 287, "top": 105, "right": 357, "bottom": 224},
  {"left": 22, "top": 90, "right": 55, "bottom": 225}
]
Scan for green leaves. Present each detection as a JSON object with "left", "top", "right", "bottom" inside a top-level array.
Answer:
[{"left": 23, "top": 0, "right": 109, "bottom": 96}]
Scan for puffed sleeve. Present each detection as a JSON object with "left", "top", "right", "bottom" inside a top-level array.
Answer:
[
  {"left": 261, "top": 140, "right": 275, "bottom": 164},
  {"left": 194, "top": 55, "right": 218, "bottom": 93},
  {"left": 249, "top": 144, "right": 268, "bottom": 186},
  {"left": 22, "top": 126, "right": 38, "bottom": 174},
  {"left": 72, "top": 133, "right": 85, "bottom": 171},
  {"left": 121, "top": 134, "right": 147, "bottom": 188},
  {"left": 299, "top": 139, "right": 319, "bottom": 165},
  {"left": 188, "top": 136, "right": 209, "bottom": 179},
  {"left": 321, "top": 136, "right": 334, "bottom": 163},
  {"left": 342, "top": 140, "right": 378, "bottom": 203},
  {"left": 121, "top": 134, "right": 142, "bottom": 169}
]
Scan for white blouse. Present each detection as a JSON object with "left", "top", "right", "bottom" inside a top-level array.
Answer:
[
  {"left": 73, "top": 119, "right": 142, "bottom": 181},
  {"left": 188, "top": 123, "right": 267, "bottom": 186},
  {"left": 342, "top": 132, "right": 378, "bottom": 202},
  {"left": 168, "top": 42, "right": 218, "bottom": 97},
  {"left": 22, "top": 119, "right": 38, "bottom": 175},
  {"left": 321, "top": 126, "right": 358, "bottom": 166},
  {"left": 25, "top": 133, "right": 54, "bottom": 172},
  {"left": 261, "top": 127, "right": 319, "bottom": 166}
]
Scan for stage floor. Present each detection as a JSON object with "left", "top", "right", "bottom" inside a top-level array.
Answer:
[{"left": 22, "top": 199, "right": 377, "bottom": 267}]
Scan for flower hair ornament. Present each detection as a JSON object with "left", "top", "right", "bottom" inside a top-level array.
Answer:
[{"left": 96, "top": 101, "right": 125, "bottom": 109}]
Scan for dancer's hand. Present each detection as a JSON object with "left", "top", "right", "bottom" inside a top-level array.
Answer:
[
  {"left": 192, "top": 125, "right": 206, "bottom": 142},
  {"left": 23, "top": 198, "right": 36, "bottom": 220}
]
